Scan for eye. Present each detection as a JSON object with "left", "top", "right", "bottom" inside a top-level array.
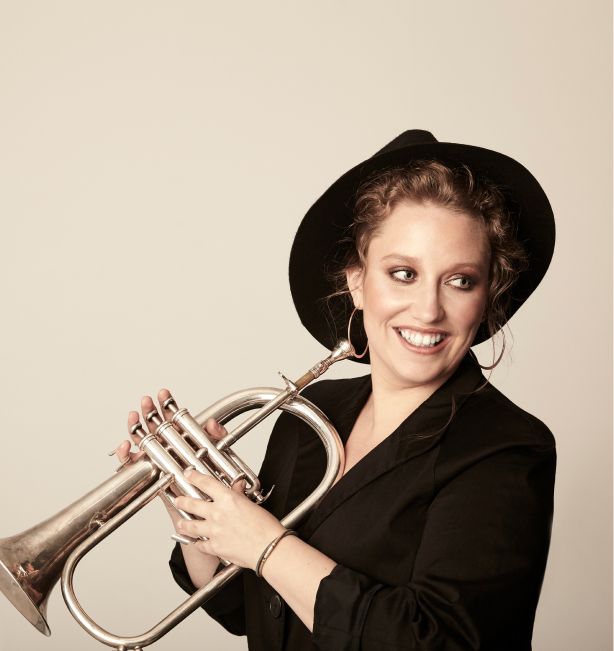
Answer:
[
  {"left": 391, "top": 269, "right": 415, "bottom": 282},
  {"left": 448, "top": 276, "right": 474, "bottom": 290}
]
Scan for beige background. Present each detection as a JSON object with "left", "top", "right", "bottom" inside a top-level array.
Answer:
[{"left": 0, "top": 2, "right": 611, "bottom": 650}]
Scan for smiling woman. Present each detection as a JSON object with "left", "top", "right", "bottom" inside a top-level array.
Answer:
[
  {"left": 123, "top": 130, "right": 558, "bottom": 651},
  {"left": 346, "top": 202, "right": 491, "bottom": 391},
  {"left": 332, "top": 158, "right": 530, "bottom": 358}
]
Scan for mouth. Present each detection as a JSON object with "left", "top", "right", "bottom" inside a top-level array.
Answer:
[{"left": 395, "top": 327, "right": 449, "bottom": 350}]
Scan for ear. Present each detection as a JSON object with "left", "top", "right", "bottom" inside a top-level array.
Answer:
[{"left": 346, "top": 266, "right": 364, "bottom": 309}]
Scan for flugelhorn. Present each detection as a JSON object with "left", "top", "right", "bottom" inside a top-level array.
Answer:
[{"left": 0, "top": 339, "right": 353, "bottom": 650}]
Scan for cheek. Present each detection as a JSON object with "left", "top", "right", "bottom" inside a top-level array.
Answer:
[
  {"left": 453, "top": 291, "right": 488, "bottom": 334},
  {"left": 362, "top": 276, "right": 404, "bottom": 322}
]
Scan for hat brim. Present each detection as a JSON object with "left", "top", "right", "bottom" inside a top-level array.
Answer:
[{"left": 290, "top": 141, "right": 555, "bottom": 364}]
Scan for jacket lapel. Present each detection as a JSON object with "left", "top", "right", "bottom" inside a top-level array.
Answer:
[{"left": 297, "top": 355, "right": 485, "bottom": 541}]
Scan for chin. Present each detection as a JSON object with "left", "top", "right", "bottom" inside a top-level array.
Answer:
[
  {"left": 372, "top": 340, "right": 470, "bottom": 389},
  {"left": 398, "top": 363, "right": 453, "bottom": 388}
]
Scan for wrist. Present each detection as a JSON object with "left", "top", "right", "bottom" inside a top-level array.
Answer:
[
  {"left": 260, "top": 533, "right": 302, "bottom": 581},
  {"left": 248, "top": 522, "right": 285, "bottom": 570},
  {"left": 255, "top": 529, "right": 299, "bottom": 578}
]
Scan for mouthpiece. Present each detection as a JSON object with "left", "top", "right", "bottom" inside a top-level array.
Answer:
[
  {"left": 294, "top": 339, "right": 355, "bottom": 390},
  {"left": 328, "top": 338, "right": 354, "bottom": 363}
]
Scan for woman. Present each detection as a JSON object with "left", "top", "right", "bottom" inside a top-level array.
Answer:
[{"left": 117, "top": 130, "right": 556, "bottom": 650}]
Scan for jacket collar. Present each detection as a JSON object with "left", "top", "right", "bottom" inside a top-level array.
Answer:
[{"left": 298, "top": 354, "right": 485, "bottom": 540}]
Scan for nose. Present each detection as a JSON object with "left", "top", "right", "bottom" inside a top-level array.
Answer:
[{"left": 409, "top": 281, "right": 444, "bottom": 324}]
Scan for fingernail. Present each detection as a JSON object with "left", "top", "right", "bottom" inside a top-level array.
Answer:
[
  {"left": 185, "top": 469, "right": 194, "bottom": 480},
  {"left": 177, "top": 520, "right": 183, "bottom": 530}
]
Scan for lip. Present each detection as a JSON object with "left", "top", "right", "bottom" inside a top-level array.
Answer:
[
  {"left": 394, "top": 327, "right": 452, "bottom": 356},
  {"left": 393, "top": 325, "right": 450, "bottom": 336}
]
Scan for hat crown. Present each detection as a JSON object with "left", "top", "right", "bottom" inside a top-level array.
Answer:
[{"left": 373, "top": 129, "right": 439, "bottom": 157}]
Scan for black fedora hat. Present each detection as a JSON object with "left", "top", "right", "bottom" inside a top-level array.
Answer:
[{"left": 289, "top": 129, "right": 555, "bottom": 364}]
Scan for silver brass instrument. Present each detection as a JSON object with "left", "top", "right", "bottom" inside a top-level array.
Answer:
[{"left": 0, "top": 339, "right": 353, "bottom": 650}]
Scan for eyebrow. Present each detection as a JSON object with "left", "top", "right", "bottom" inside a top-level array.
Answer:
[{"left": 380, "top": 253, "right": 484, "bottom": 272}]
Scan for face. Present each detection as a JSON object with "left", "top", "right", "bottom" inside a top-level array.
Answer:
[{"left": 347, "top": 201, "right": 490, "bottom": 391}]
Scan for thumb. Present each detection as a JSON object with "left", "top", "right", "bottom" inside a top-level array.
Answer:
[
  {"left": 204, "top": 418, "right": 227, "bottom": 442},
  {"left": 230, "top": 479, "right": 247, "bottom": 495}
]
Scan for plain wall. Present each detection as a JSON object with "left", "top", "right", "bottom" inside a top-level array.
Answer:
[{"left": 0, "top": 2, "right": 611, "bottom": 650}]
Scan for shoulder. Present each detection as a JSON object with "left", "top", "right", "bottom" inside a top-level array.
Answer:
[
  {"left": 435, "top": 381, "right": 556, "bottom": 504},
  {"left": 465, "top": 381, "right": 555, "bottom": 448},
  {"left": 442, "top": 380, "right": 556, "bottom": 467}
]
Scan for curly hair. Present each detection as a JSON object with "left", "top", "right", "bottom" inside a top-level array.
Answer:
[{"left": 327, "top": 159, "right": 529, "bottom": 345}]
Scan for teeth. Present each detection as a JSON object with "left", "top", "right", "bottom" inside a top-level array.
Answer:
[{"left": 398, "top": 329, "right": 445, "bottom": 348}]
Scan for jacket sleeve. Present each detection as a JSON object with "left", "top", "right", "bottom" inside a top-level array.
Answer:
[
  {"left": 169, "top": 542, "right": 247, "bottom": 636},
  {"left": 311, "top": 440, "right": 556, "bottom": 651}
]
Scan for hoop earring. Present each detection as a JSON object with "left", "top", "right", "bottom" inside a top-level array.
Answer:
[
  {"left": 471, "top": 328, "right": 506, "bottom": 371},
  {"left": 347, "top": 307, "right": 369, "bottom": 359}
]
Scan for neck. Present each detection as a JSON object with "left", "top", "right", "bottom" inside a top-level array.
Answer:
[{"left": 363, "top": 359, "right": 458, "bottom": 441}]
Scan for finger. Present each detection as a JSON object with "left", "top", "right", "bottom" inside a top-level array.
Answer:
[
  {"left": 169, "top": 483, "right": 183, "bottom": 497},
  {"left": 195, "top": 539, "right": 212, "bottom": 555},
  {"left": 177, "top": 517, "right": 210, "bottom": 539},
  {"left": 230, "top": 479, "right": 247, "bottom": 495},
  {"left": 127, "top": 410, "right": 145, "bottom": 444},
  {"left": 125, "top": 411, "right": 146, "bottom": 461},
  {"left": 184, "top": 469, "right": 229, "bottom": 499},
  {"left": 116, "top": 440, "right": 132, "bottom": 463},
  {"left": 204, "top": 418, "right": 228, "bottom": 442},
  {"left": 157, "top": 388, "right": 175, "bottom": 424},
  {"left": 141, "top": 396, "right": 159, "bottom": 434},
  {"left": 174, "top": 495, "right": 212, "bottom": 519}
]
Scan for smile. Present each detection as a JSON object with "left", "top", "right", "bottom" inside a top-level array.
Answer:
[{"left": 395, "top": 328, "right": 448, "bottom": 349}]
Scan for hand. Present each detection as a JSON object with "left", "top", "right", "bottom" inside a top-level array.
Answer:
[
  {"left": 175, "top": 469, "right": 286, "bottom": 570},
  {"left": 116, "top": 390, "right": 247, "bottom": 528}
]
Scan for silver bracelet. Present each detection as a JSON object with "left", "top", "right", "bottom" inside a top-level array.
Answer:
[{"left": 255, "top": 530, "right": 299, "bottom": 578}]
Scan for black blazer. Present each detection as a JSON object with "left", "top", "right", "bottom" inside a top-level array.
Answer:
[{"left": 170, "top": 355, "right": 556, "bottom": 650}]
